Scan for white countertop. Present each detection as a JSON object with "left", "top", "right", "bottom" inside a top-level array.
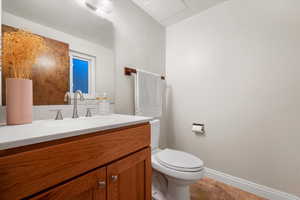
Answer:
[{"left": 0, "top": 114, "right": 152, "bottom": 150}]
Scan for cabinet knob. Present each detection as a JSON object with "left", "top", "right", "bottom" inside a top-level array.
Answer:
[
  {"left": 111, "top": 175, "right": 118, "bottom": 182},
  {"left": 98, "top": 180, "right": 106, "bottom": 188}
]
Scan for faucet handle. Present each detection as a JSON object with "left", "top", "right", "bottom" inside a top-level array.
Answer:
[
  {"left": 75, "top": 90, "right": 85, "bottom": 101},
  {"left": 50, "top": 109, "right": 63, "bottom": 120},
  {"left": 86, "top": 108, "right": 96, "bottom": 117}
]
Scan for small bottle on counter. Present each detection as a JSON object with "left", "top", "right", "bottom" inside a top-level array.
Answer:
[{"left": 97, "top": 93, "right": 111, "bottom": 115}]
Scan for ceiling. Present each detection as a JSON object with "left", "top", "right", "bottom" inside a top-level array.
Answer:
[
  {"left": 2, "top": 0, "right": 114, "bottom": 49},
  {"left": 131, "top": 0, "right": 228, "bottom": 26}
]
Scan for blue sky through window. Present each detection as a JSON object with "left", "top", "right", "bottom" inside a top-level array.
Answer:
[{"left": 73, "top": 58, "right": 89, "bottom": 93}]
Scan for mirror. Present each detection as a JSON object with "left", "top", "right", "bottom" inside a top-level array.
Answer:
[{"left": 1, "top": 0, "right": 115, "bottom": 105}]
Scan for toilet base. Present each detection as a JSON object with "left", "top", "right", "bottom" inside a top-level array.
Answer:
[
  {"left": 152, "top": 180, "right": 191, "bottom": 200},
  {"left": 166, "top": 181, "right": 190, "bottom": 200},
  {"left": 153, "top": 169, "right": 200, "bottom": 200}
]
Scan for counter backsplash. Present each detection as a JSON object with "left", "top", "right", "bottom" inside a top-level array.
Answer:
[{"left": 0, "top": 100, "right": 115, "bottom": 124}]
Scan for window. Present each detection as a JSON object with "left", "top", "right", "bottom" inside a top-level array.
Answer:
[
  {"left": 73, "top": 58, "right": 89, "bottom": 93},
  {"left": 70, "top": 51, "right": 96, "bottom": 98}
]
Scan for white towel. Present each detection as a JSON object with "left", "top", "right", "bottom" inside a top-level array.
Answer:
[{"left": 134, "top": 70, "right": 163, "bottom": 117}]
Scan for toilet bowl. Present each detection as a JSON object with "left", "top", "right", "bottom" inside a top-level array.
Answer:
[
  {"left": 152, "top": 149, "right": 205, "bottom": 200},
  {"left": 150, "top": 120, "right": 205, "bottom": 200}
]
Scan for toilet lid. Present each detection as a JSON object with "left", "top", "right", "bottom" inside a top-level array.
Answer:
[{"left": 156, "top": 149, "right": 204, "bottom": 172}]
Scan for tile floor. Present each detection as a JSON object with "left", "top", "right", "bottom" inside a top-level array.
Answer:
[{"left": 190, "top": 177, "right": 267, "bottom": 200}]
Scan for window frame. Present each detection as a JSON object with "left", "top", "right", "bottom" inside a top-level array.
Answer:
[{"left": 69, "top": 51, "right": 96, "bottom": 99}]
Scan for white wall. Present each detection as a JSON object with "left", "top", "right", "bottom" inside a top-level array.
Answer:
[
  {"left": 166, "top": 0, "right": 300, "bottom": 196},
  {"left": 107, "top": 1, "right": 167, "bottom": 146},
  {"left": 2, "top": 11, "right": 115, "bottom": 101}
]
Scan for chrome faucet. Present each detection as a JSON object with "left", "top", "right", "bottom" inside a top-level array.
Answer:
[
  {"left": 64, "top": 90, "right": 85, "bottom": 118},
  {"left": 72, "top": 90, "right": 85, "bottom": 118}
]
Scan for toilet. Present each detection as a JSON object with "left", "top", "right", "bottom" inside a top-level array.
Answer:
[{"left": 151, "top": 120, "right": 205, "bottom": 200}]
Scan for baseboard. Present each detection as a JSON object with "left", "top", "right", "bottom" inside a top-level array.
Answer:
[{"left": 205, "top": 168, "right": 300, "bottom": 200}]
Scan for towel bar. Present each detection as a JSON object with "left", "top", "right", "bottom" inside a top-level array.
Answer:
[{"left": 124, "top": 67, "right": 165, "bottom": 80}]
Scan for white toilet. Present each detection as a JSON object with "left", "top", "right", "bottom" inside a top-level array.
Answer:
[{"left": 151, "top": 120, "right": 205, "bottom": 200}]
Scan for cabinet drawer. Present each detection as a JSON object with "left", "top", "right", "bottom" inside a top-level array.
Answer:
[{"left": 0, "top": 123, "right": 150, "bottom": 200}]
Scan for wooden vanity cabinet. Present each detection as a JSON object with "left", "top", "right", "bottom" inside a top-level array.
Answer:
[
  {"left": 107, "top": 148, "right": 151, "bottom": 200},
  {"left": 0, "top": 123, "right": 151, "bottom": 200},
  {"left": 30, "top": 167, "right": 107, "bottom": 200}
]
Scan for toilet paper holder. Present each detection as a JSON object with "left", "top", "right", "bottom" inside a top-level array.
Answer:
[{"left": 192, "top": 123, "right": 205, "bottom": 135}]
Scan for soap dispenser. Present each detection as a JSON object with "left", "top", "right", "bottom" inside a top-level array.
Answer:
[{"left": 98, "top": 93, "right": 110, "bottom": 115}]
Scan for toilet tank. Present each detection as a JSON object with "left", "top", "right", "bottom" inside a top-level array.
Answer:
[{"left": 150, "top": 120, "right": 160, "bottom": 150}]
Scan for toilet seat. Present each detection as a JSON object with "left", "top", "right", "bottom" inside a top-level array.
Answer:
[
  {"left": 152, "top": 149, "right": 205, "bottom": 182},
  {"left": 156, "top": 149, "right": 204, "bottom": 172}
]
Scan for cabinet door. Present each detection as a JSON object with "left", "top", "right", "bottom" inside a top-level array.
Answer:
[
  {"left": 107, "top": 148, "right": 152, "bottom": 200},
  {"left": 29, "top": 167, "right": 106, "bottom": 200}
]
